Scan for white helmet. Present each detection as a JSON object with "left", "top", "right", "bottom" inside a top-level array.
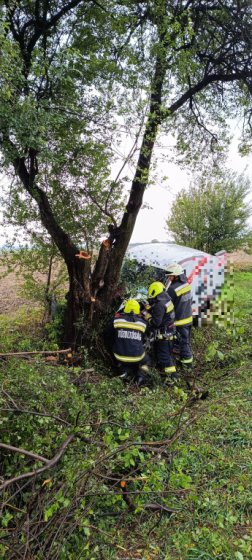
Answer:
[{"left": 166, "top": 263, "right": 184, "bottom": 276}]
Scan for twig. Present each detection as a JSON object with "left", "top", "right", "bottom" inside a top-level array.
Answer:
[
  {"left": 1, "top": 381, "right": 19, "bottom": 409},
  {"left": 78, "top": 523, "right": 112, "bottom": 538},
  {"left": 72, "top": 368, "right": 94, "bottom": 385},
  {"left": 144, "top": 502, "right": 177, "bottom": 513}
]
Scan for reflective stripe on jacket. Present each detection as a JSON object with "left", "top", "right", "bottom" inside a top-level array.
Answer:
[
  {"left": 168, "top": 274, "right": 192, "bottom": 327},
  {"left": 113, "top": 312, "right": 147, "bottom": 362}
]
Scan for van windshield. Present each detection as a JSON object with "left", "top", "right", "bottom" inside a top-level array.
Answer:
[{"left": 120, "top": 259, "right": 167, "bottom": 296}]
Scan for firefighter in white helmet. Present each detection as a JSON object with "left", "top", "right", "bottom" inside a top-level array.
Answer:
[
  {"left": 104, "top": 299, "right": 151, "bottom": 387},
  {"left": 166, "top": 263, "right": 193, "bottom": 370}
]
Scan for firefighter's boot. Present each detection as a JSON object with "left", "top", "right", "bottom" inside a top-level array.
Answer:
[
  {"left": 164, "top": 366, "right": 178, "bottom": 387},
  {"left": 118, "top": 371, "right": 131, "bottom": 381},
  {"left": 135, "top": 364, "right": 148, "bottom": 388}
]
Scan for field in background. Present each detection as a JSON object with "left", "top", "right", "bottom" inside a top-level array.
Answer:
[{"left": 0, "top": 258, "right": 68, "bottom": 315}]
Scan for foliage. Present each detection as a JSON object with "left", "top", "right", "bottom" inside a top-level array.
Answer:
[
  {"left": 45, "top": 301, "right": 67, "bottom": 346},
  {"left": 166, "top": 170, "right": 252, "bottom": 254},
  {"left": 0, "top": 271, "right": 252, "bottom": 558},
  {"left": 0, "top": 0, "right": 125, "bottom": 248}
]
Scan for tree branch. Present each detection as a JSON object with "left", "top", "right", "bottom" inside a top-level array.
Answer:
[
  {"left": 0, "top": 443, "right": 49, "bottom": 465},
  {"left": 0, "top": 433, "right": 76, "bottom": 490},
  {"left": 0, "top": 409, "right": 71, "bottom": 426},
  {"left": 166, "top": 71, "right": 251, "bottom": 117},
  {"left": 0, "top": 348, "right": 71, "bottom": 357}
]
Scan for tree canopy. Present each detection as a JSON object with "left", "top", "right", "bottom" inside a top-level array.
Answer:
[
  {"left": 1, "top": 0, "right": 252, "bottom": 342},
  {"left": 166, "top": 171, "right": 252, "bottom": 254}
]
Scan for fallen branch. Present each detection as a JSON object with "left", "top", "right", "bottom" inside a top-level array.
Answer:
[
  {"left": 0, "top": 443, "right": 49, "bottom": 465},
  {"left": 120, "top": 482, "right": 178, "bottom": 514},
  {"left": 144, "top": 502, "right": 177, "bottom": 513},
  {"left": 0, "top": 348, "right": 71, "bottom": 357},
  {"left": 0, "top": 433, "right": 76, "bottom": 490},
  {"left": 72, "top": 368, "right": 95, "bottom": 385},
  {"left": 0, "top": 408, "right": 71, "bottom": 426}
]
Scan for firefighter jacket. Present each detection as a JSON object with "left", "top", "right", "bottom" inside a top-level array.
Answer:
[
  {"left": 148, "top": 291, "right": 175, "bottom": 331},
  {"left": 105, "top": 311, "right": 147, "bottom": 363},
  {"left": 167, "top": 273, "right": 192, "bottom": 327}
]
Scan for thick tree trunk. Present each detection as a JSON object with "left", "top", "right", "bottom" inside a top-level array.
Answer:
[{"left": 64, "top": 256, "right": 91, "bottom": 347}]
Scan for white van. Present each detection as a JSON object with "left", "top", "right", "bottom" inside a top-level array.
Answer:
[{"left": 126, "top": 242, "right": 227, "bottom": 325}]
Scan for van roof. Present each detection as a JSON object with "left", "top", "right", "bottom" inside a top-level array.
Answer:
[{"left": 127, "top": 242, "right": 210, "bottom": 270}]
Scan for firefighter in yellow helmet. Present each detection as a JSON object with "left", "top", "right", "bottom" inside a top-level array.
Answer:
[
  {"left": 167, "top": 263, "right": 193, "bottom": 370},
  {"left": 104, "top": 299, "right": 151, "bottom": 387},
  {"left": 143, "top": 282, "right": 177, "bottom": 384}
]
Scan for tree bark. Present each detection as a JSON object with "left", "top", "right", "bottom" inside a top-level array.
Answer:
[
  {"left": 13, "top": 154, "right": 92, "bottom": 345},
  {"left": 65, "top": 256, "right": 91, "bottom": 346},
  {"left": 100, "top": 44, "right": 166, "bottom": 300}
]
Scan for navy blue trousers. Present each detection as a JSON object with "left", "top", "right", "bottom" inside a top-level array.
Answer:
[
  {"left": 154, "top": 340, "right": 176, "bottom": 374},
  {"left": 176, "top": 325, "right": 193, "bottom": 367}
]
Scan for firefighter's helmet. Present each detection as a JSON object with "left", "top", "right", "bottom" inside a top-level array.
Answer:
[
  {"left": 148, "top": 282, "right": 165, "bottom": 298},
  {"left": 124, "top": 299, "right": 140, "bottom": 314},
  {"left": 166, "top": 263, "right": 184, "bottom": 276}
]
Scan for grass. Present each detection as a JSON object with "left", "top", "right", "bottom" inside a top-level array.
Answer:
[{"left": 0, "top": 272, "right": 252, "bottom": 559}]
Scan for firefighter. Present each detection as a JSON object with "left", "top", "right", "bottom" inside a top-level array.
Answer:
[
  {"left": 143, "top": 282, "right": 177, "bottom": 384},
  {"left": 166, "top": 263, "right": 193, "bottom": 370},
  {"left": 104, "top": 299, "right": 151, "bottom": 387}
]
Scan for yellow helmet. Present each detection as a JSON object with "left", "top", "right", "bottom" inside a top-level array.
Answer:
[
  {"left": 124, "top": 299, "right": 140, "bottom": 314},
  {"left": 148, "top": 282, "right": 165, "bottom": 298}
]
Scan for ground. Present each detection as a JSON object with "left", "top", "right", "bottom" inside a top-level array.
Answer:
[{"left": 0, "top": 269, "right": 252, "bottom": 559}]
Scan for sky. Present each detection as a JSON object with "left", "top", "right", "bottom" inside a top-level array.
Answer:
[{"left": 1, "top": 128, "right": 252, "bottom": 247}]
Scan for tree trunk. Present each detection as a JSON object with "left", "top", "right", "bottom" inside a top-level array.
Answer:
[
  {"left": 13, "top": 154, "right": 93, "bottom": 346},
  {"left": 64, "top": 256, "right": 91, "bottom": 347},
  {"left": 99, "top": 45, "right": 166, "bottom": 300}
]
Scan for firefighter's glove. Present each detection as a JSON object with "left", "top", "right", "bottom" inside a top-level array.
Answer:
[
  {"left": 142, "top": 310, "right": 152, "bottom": 323},
  {"left": 140, "top": 300, "right": 151, "bottom": 311}
]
